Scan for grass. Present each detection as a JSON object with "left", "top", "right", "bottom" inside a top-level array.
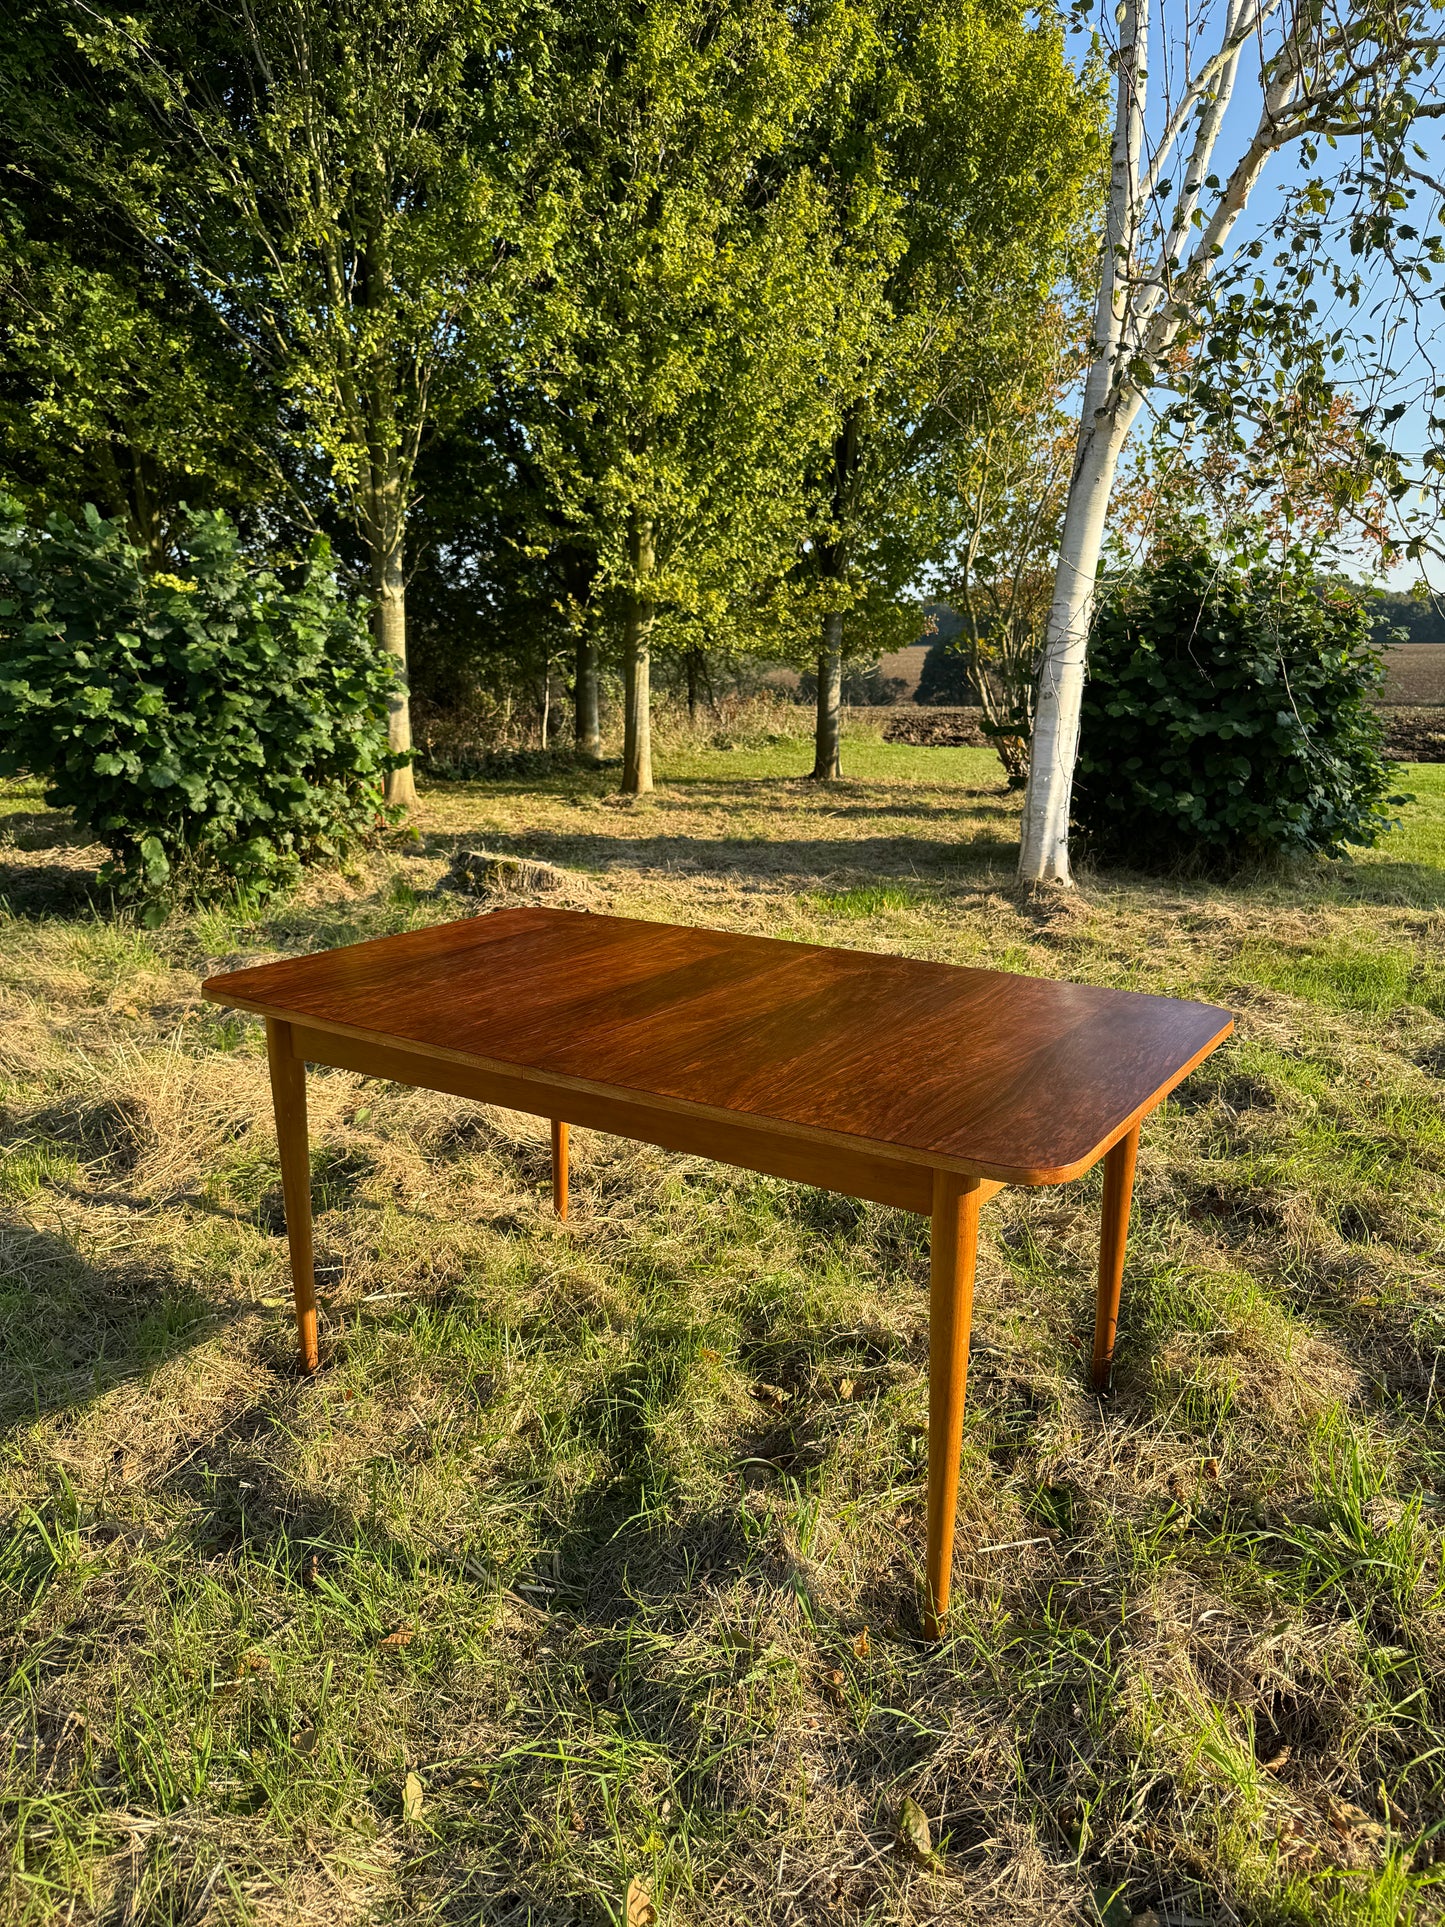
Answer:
[{"left": 2, "top": 742, "right": 1445, "bottom": 1925}]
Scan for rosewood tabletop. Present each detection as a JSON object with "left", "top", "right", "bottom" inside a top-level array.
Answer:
[{"left": 203, "top": 907, "right": 1233, "bottom": 1635}]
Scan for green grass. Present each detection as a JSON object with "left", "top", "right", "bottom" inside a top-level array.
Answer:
[{"left": 3, "top": 749, "right": 1445, "bottom": 1923}]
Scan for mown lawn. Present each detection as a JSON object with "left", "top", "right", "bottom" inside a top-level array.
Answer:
[{"left": 2, "top": 740, "right": 1445, "bottom": 1926}]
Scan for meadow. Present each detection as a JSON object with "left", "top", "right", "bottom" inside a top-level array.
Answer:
[{"left": 3, "top": 735, "right": 1445, "bottom": 1926}]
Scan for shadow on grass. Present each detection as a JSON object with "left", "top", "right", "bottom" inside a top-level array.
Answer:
[
  {"left": 416, "top": 823, "right": 1023, "bottom": 883},
  {"left": 0, "top": 1217, "right": 251, "bottom": 1431}
]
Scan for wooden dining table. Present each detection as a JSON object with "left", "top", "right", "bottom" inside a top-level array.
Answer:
[{"left": 203, "top": 906, "right": 1233, "bottom": 1636}]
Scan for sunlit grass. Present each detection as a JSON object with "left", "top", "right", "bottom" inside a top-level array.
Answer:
[{"left": 2, "top": 750, "right": 1445, "bottom": 1922}]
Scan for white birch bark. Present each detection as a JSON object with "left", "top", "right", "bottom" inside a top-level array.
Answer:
[
  {"left": 1017, "top": 0, "right": 1150, "bottom": 883},
  {"left": 1015, "top": 0, "right": 1349, "bottom": 884}
]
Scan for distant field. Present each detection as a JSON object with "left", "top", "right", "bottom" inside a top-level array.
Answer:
[
  {"left": 3, "top": 749, "right": 1445, "bottom": 1925},
  {"left": 1380, "top": 647, "right": 1445, "bottom": 707}
]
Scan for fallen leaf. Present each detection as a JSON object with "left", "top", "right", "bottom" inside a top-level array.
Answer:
[
  {"left": 1262, "top": 1743, "right": 1291, "bottom": 1772},
  {"left": 292, "top": 1725, "right": 318, "bottom": 1756},
  {"left": 837, "top": 1377, "right": 856, "bottom": 1401},
  {"left": 700, "top": 1347, "right": 721, "bottom": 1364},
  {"left": 851, "top": 1629, "right": 870, "bottom": 1659},
  {"left": 896, "top": 1795, "right": 938, "bottom": 1866},
  {"left": 754, "top": 1382, "right": 790, "bottom": 1410},
  {"left": 402, "top": 1771, "right": 424, "bottom": 1823},
  {"left": 822, "top": 1667, "right": 846, "bottom": 1705},
  {"left": 625, "top": 1875, "right": 656, "bottom": 1925},
  {"left": 379, "top": 1624, "right": 414, "bottom": 1650},
  {"left": 234, "top": 1652, "right": 272, "bottom": 1678}
]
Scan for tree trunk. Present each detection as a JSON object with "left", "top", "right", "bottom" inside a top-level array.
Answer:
[
  {"left": 811, "top": 609, "right": 844, "bottom": 780},
  {"left": 574, "top": 626, "right": 601, "bottom": 761},
  {"left": 1016, "top": 0, "right": 1145, "bottom": 885},
  {"left": 686, "top": 649, "right": 700, "bottom": 726},
  {"left": 1014, "top": 420, "right": 1132, "bottom": 880},
  {"left": 621, "top": 517, "right": 655, "bottom": 796},
  {"left": 373, "top": 532, "right": 417, "bottom": 811}
]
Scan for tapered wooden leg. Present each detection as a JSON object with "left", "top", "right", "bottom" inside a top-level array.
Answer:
[
  {"left": 265, "top": 1018, "right": 319, "bottom": 1373},
  {"left": 551, "top": 1119, "right": 569, "bottom": 1220},
  {"left": 924, "top": 1171, "right": 982, "bottom": 1640},
  {"left": 1092, "top": 1121, "right": 1140, "bottom": 1392}
]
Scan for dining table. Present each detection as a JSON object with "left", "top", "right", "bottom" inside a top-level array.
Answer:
[{"left": 203, "top": 906, "right": 1233, "bottom": 1636}]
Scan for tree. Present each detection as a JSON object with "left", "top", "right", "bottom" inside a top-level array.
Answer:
[
  {"left": 796, "top": 0, "right": 1105, "bottom": 780},
  {"left": 11, "top": 0, "right": 558, "bottom": 809},
  {"left": 930, "top": 308, "right": 1081, "bottom": 783},
  {"left": 521, "top": 0, "right": 852, "bottom": 795},
  {"left": 1018, "top": 0, "right": 1445, "bottom": 885},
  {"left": 0, "top": 199, "right": 283, "bottom": 556}
]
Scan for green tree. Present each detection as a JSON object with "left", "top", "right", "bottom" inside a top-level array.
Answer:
[
  {"left": 797, "top": 0, "right": 1105, "bottom": 780},
  {"left": 0, "top": 198, "right": 283, "bottom": 555},
  {"left": 522, "top": 0, "right": 857, "bottom": 794},
  {"left": 11, "top": 0, "right": 560, "bottom": 808}
]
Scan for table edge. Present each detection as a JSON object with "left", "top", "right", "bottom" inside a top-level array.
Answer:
[{"left": 203, "top": 985, "right": 1235, "bottom": 1187}]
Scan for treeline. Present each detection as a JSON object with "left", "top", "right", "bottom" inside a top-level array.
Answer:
[{"left": 0, "top": 0, "right": 1103, "bottom": 799}]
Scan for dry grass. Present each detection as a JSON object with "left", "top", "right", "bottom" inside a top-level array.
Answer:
[{"left": 3, "top": 744, "right": 1445, "bottom": 1927}]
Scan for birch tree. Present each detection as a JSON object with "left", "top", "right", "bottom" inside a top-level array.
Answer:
[{"left": 1019, "top": 0, "right": 1445, "bottom": 884}]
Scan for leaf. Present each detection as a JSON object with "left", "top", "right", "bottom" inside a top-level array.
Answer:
[
  {"left": 379, "top": 1624, "right": 414, "bottom": 1649},
  {"left": 896, "top": 1795, "right": 939, "bottom": 1866},
  {"left": 837, "top": 1377, "right": 856, "bottom": 1400},
  {"left": 624, "top": 1876, "right": 656, "bottom": 1926},
  {"left": 402, "top": 1771, "right": 424, "bottom": 1823},
  {"left": 851, "top": 1628, "right": 870, "bottom": 1659}
]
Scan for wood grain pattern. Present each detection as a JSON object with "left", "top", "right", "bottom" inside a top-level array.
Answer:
[
  {"left": 924, "top": 1171, "right": 981, "bottom": 1638},
  {"left": 265, "top": 1019, "right": 319, "bottom": 1372},
  {"left": 1092, "top": 1121, "right": 1140, "bottom": 1391},
  {"left": 281, "top": 1023, "right": 999, "bottom": 1213},
  {"left": 206, "top": 909, "right": 1232, "bottom": 1186}
]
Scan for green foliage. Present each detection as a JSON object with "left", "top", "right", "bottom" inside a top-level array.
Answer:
[
  {"left": 0, "top": 502, "right": 395, "bottom": 906},
  {"left": 1074, "top": 538, "right": 1402, "bottom": 868}
]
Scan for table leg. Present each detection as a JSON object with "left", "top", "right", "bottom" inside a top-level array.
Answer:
[
  {"left": 1092, "top": 1120, "right": 1140, "bottom": 1392},
  {"left": 924, "top": 1171, "right": 982, "bottom": 1639},
  {"left": 265, "top": 1018, "right": 319, "bottom": 1373},
  {"left": 551, "top": 1119, "right": 569, "bottom": 1220}
]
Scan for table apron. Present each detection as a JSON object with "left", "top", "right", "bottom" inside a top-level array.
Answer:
[{"left": 285, "top": 1023, "right": 1002, "bottom": 1215}]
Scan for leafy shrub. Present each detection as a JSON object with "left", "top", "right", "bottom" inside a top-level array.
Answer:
[
  {"left": 1074, "top": 538, "right": 1401, "bottom": 867},
  {"left": 0, "top": 501, "right": 398, "bottom": 906}
]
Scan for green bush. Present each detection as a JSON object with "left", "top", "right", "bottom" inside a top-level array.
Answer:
[
  {"left": 1074, "top": 538, "right": 1401, "bottom": 867},
  {"left": 0, "top": 501, "right": 398, "bottom": 906}
]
